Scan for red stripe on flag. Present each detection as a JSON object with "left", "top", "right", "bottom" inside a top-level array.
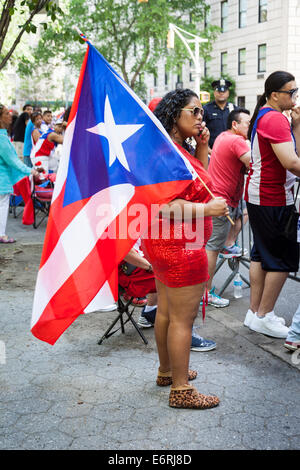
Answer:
[
  {"left": 67, "top": 46, "right": 89, "bottom": 126},
  {"left": 32, "top": 179, "right": 191, "bottom": 345}
]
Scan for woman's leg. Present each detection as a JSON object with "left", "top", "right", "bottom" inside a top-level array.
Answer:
[
  {"left": 165, "top": 282, "right": 205, "bottom": 387},
  {"left": 154, "top": 279, "right": 170, "bottom": 373},
  {"left": 0, "top": 194, "right": 10, "bottom": 237}
]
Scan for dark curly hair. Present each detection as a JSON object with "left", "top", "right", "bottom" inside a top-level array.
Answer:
[{"left": 154, "top": 88, "right": 198, "bottom": 134}]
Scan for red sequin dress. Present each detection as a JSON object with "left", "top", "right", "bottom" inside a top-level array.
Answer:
[{"left": 141, "top": 143, "right": 213, "bottom": 287}]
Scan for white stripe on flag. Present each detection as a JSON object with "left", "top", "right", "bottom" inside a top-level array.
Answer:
[
  {"left": 84, "top": 281, "right": 115, "bottom": 313},
  {"left": 31, "top": 183, "right": 135, "bottom": 328},
  {"left": 52, "top": 116, "right": 76, "bottom": 204}
]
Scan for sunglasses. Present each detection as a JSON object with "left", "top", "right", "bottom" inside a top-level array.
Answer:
[
  {"left": 277, "top": 88, "right": 298, "bottom": 100},
  {"left": 181, "top": 106, "right": 204, "bottom": 117}
]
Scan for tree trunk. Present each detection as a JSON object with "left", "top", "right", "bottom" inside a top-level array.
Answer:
[
  {"left": 0, "top": 0, "right": 50, "bottom": 71},
  {"left": 0, "top": 0, "right": 15, "bottom": 55}
]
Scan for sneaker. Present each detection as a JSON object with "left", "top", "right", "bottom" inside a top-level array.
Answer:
[
  {"left": 268, "top": 311, "right": 286, "bottom": 326},
  {"left": 207, "top": 287, "right": 229, "bottom": 308},
  {"left": 244, "top": 309, "right": 285, "bottom": 328},
  {"left": 219, "top": 244, "right": 243, "bottom": 258},
  {"left": 191, "top": 329, "right": 216, "bottom": 352},
  {"left": 137, "top": 315, "right": 153, "bottom": 328},
  {"left": 244, "top": 309, "right": 256, "bottom": 327},
  {"left": 284, "top": 340, "right": 300, "bottom": 351},
  {"left": 249, "top": 312, "right": 290, "bottom": 338},
  {"left": 137, "top": 307, "right": 156, "bottom": 328},
  {"left": 123, "top": 294, "right": 147, "bottom": 307}
]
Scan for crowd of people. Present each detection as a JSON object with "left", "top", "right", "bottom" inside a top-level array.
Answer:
[
  {"left": 0, "top": 103, "right": 71, "bottom": 244},
  {"left": 9, "top": 104, "right": 71, "bottom": 171},
  {"left": 1, "top": 71, "right": 300, "bottom": 410}
]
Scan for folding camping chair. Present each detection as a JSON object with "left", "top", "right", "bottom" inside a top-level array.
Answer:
[
  {"left": 97, "top": 286, "right": 148, "bottom": 346},
  {"left": 9, "top": 193, "right": 24, "bottom": 219},
  {"left": 31, "top": 175, "right": 55, "bottom": 229}
]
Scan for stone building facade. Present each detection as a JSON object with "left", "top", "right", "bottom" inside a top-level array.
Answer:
[{"left": 145, "top": 0, "right": 300, "bottom": 113}]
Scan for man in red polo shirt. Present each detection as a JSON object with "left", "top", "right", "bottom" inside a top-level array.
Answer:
[{"left": 205, "top": 108, "right": 251, "bottom": 307}]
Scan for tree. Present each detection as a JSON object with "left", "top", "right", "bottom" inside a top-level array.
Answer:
[
  {"left": 0, "top": 0, "right": 63, "bottom": 71},
  {"left": 21, "top": 0, "right": 220, "bottom": 93}
]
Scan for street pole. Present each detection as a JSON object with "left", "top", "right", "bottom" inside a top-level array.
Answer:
[
  {"left": 194, "top": 37, "right": 200, "bottom": 96},
  {"left": 168, "top": 23, "right": 207, "bottom": 95}
]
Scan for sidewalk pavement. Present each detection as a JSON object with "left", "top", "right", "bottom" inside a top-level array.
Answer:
[{"left": 0, "top": 214, "right": 299, "bottom": 450}]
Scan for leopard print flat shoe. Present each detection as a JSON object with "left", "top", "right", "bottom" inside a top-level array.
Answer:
[
  {"left": 169, "top": 385, "right": 220, "bottom": 409},
  {"left": 156, "top": 369, "right": 197, "bottom": 387}
]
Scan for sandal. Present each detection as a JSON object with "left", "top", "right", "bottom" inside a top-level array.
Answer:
[
  {"left": 156, "top": 368, "right": 197, "bottom": 387},
  {"left": 0, "top": 236, "right": 16, "bottom": 244},
  {"left": 169, "top": 385, "right": 220, "bottom": 409}
]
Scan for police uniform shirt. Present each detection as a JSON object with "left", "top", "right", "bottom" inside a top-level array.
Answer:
[{"left": 203, "top": 101, "right": 237, "bottom": 149}]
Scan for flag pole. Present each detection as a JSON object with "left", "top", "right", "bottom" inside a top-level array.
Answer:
[
  {"left": 73, "top": 25, "right": 89, "bottom": 42},
  {"left": 196, "top": 175, "right": 235, "bottom": 225}
]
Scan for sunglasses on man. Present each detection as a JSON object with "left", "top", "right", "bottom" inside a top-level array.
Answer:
[{"left": 277, "top": 88, "right": 298, "bottom": 101}]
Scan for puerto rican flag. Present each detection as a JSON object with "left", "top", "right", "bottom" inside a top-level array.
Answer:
[{"left": 31, "top": 41, "right": 197, "bottom": 345}]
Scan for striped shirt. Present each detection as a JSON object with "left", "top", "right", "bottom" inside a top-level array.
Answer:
[
  {"left": 244, "top": 110, "right": 296, "bottom": 206},
  {"left": 32, "top": 129, "right": 56, "bottom": 160}
]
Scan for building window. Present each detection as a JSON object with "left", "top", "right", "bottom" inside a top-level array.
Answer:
[
  {"left": 221, "top": 51, "right": 228, "bottom": 75},
  {"left": 238, "top": 96, "right": 246, "bottom": 108},
  {"left": 259, "top": 0, "right": 267, "bottom": 23},
  {"left": 239, "top": 0, "right": 247, "bottom": 28},
  {"left": 165, "top": 66, "right": 169, "bottom": 86},
  {"left": 204, "top": 60, "right": 209, "bottom": 77},
  {"left": 258, "top": 44, "right": 266, "bottom": 72},
  {"left": 221, "top": 1, "right": 228, "bottom": 32},
  {"left": 189, "top": 60, "right": 194, "bottom": 82},
  {"left": 153, "top": 74, "right": 157, "bottom": 87},
  {"left": 204, "top": 7, "right": 211, "bottom": 28},
  {"left": 238, "top": 48, "right": 246, "bottom": 75},
  {"left": 176, "top": 71, "right": 183, "bottom": 89}
]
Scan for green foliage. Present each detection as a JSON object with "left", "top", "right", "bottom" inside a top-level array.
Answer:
[
  {"left": 200, "top": 73, "right": 236, "bottom": 103},
  {"left": 20, "top": 0, "right": 220, "bottom": 92},
  {"left": 0, "top": 0, "right": 64, "bottom": 71}
]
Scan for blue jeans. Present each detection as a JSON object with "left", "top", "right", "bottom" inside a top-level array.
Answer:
[
  {"left": 286, "top": 304, "right": 300, "bottom": 342},
  {"left": 23, "top": 156, "right": 32, "bottom": 168}
]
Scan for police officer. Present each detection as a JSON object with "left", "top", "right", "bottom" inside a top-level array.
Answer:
[{"left": 203, "top": 79, "right": 237, "bottom": 153}]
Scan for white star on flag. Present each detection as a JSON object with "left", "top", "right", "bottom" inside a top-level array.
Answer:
[{"left": 86, "top": 95, "right": 144, "bottom": 171}]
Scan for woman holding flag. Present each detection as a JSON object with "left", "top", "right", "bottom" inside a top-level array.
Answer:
[{"left": 142, "top": 89, "right": 229, "bottom": 409}]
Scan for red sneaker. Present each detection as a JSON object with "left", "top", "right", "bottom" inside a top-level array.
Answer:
[
  {"left": 123, "top": 294, "right": 147, "bottom": 307},
  {"left": 284, "top": 340, "right": 300, "bottom": 351}
]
